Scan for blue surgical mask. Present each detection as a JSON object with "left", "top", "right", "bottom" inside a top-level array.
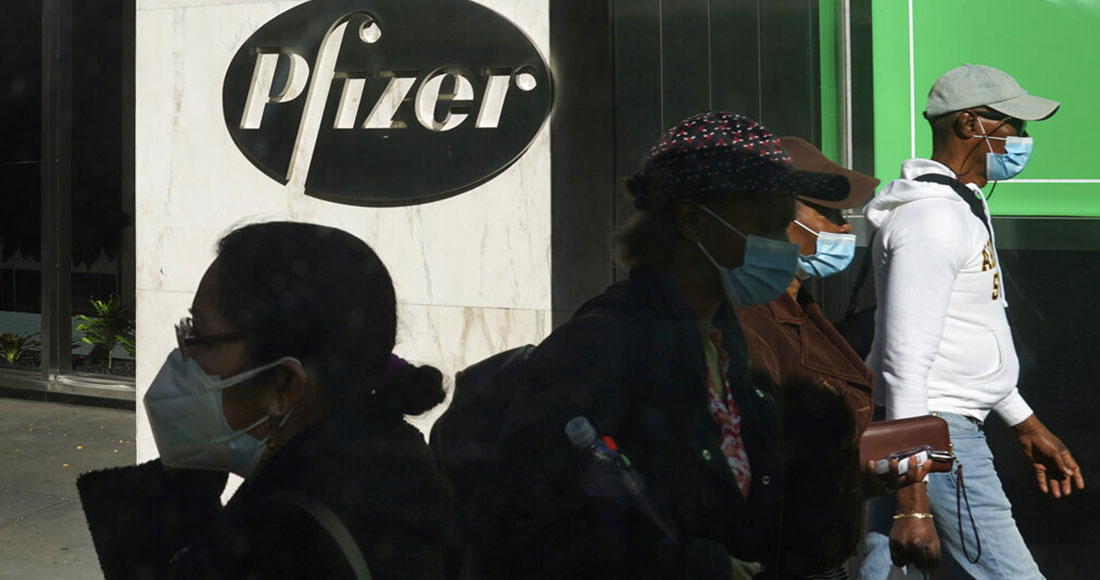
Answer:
[
  {"left": 794, "top": 219, "right": 856, "bottom": 278},
  {"left": 697, "top": 206, "right": 801, "bottom": 307},
  {"left": 977, "top": 122, "right": 1033, "bottom": 181}
]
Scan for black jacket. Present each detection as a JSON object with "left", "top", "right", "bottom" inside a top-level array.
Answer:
[
  {"left": 472, "top": 268, "right": 783, "bottom": 579},
  {"left": 78, "top": 415, "right": 453, "bottom": 580}
]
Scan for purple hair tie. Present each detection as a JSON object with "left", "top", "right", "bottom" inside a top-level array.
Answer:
[{"left": 383, "top": 354, "right": 409, "bottom": 379}]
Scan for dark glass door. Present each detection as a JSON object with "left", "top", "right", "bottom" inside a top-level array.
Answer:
[
  {"left": 0, "top": 0, "right": 45, "bottom": 377},
  {"left": 1, "top": 0, "right": 134, "bottom": 399}
]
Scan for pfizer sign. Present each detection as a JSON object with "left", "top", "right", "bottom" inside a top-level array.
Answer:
[{"left": 223, "top": 0, "right": 552, "bottom": 206}]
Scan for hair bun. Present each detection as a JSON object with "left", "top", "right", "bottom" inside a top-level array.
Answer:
[{"left": 377, "top": 363, "right": 446, "bottom": 416}]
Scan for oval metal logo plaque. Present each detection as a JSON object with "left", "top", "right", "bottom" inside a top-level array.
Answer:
[{"left": 223, "top": 0, "right": 553, "bottom": 206}]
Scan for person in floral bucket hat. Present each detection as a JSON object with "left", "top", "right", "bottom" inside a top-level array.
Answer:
[{"left": 469, "top": 112, "right": 852, "bottom": 580}]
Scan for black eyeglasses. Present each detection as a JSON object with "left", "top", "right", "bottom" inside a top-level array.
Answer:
[
  {"left": 176, "top": 316, "right": 247, "bottom": 352},
  {"left": 973, "top": 109, "right": 1028, "bottom": 138}
]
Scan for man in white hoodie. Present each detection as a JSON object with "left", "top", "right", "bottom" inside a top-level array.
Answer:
[{"left": 859, "top": 64, "right": 1085, "bottom": 578}]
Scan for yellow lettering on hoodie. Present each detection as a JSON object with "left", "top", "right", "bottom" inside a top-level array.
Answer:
[{"left": 981, "top": 239, "right": 996, "bottom": 272}]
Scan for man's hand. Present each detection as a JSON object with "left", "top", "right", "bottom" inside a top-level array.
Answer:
[
  {"left": 1014, "top": 414, "right": 1085, "bottom": 498},
  {"left": 728, "top": 556, "right": 763, "bottom": 580},
  {"left": 888, "top": 483, "right": 940, "bottom": 569}
]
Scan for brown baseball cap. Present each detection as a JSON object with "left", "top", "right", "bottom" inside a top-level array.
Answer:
[{"left": 779, "top": 137, "right": 880, "bottom": 209}]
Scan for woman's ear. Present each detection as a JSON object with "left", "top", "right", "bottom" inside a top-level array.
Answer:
[
  {"left": 265, "top": 360, "right": 307, "bottom": 419},
  {"left": 674, "top": 201, "right": 705, "bottom": 242}
]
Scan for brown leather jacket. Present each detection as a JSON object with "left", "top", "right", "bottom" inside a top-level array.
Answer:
[{"left": 737, "top": 285, "right": 873, "bottom": 576}]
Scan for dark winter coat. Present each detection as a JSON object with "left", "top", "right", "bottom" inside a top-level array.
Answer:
[
  {"left": 471, "top": 268, "right": 783, "bottom": 580},
  {"left": 78, "top": 415, "right": 453, "bottom": 580}
]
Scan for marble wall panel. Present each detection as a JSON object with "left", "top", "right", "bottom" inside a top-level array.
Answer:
[
  {"left": 136, "top": 0, "right": 550, "bottom": 303},
  {"left": 134, "top": 0, "right": 553, "bottom": 458},
  {"left": 135, "top": 288, "right": 200, "bottom": 460},
  {"left": 395, "top": 303, "right": 552, "bottom": 435}
]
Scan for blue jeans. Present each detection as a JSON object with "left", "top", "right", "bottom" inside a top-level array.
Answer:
[{"left": 859, "top": 412, "right": 1043, "bottom": 579}]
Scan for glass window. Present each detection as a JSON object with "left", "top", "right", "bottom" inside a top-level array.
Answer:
[
  {"left": 0, "top": 0, "right": 134, "bottom": 392},
  {"left": 0, "top": 0, "right": 44, "bottom": 376}
]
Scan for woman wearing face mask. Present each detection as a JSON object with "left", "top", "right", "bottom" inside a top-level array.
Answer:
[
  {"left": 735, "top": 138, "right": 930, "bottom": 580},
  {"left": 77, "top": 222, "right": 452, "bottom": 580},
  {"left": 469, "top": 113, "right": 851, "bottom": 580}
]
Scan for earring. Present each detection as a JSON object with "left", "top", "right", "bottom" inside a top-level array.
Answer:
[{"left": 266, "top": 406, "right": 295, "bottom": 452}]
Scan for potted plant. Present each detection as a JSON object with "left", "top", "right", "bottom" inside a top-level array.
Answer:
[
  {"left": 75, "top": 294, "right": 136, "bottom": 370},
  {"left": 0, "top": 332, "right": 40, "bottom": 365}
]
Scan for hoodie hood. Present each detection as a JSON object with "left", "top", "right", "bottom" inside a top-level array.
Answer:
[{"left": 865, "top": 159, "right": 975, "bottom": 228}]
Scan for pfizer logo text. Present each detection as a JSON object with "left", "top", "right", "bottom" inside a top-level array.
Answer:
[{"left": 222, "top": 0, "right": 553, "bottom": 206}]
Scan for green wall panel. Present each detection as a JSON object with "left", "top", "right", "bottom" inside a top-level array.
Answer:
[{"left": 872, "top": 0, "right": 1100, "bottom": 216}]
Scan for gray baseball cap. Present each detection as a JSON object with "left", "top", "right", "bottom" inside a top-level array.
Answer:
[{"left": 925, "top": 64, "right": 1060, "bottom": 121}]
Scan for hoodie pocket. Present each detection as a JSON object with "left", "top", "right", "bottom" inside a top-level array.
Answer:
[{"left": 958, "top": 328, "right": 1006, "bottom": 382}]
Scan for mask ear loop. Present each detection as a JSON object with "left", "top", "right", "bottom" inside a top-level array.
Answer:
[
  {"left": 251, "top": 406, "right": 297, "bottom": 475},
  {"left": 697, "top": 205, "right": 749, "bottom": 240},
  {"left": 265, "top": 407, "right": 296, "bottom": 448},
  {"left": 695, "top": 205, "right": 750, "bottom": 269},
  {"left": 257, "top": 359, "right": 304, "bottom": 450},
  {"left": 213, "top": 356, "right": 302, "bottom": 391},
  {"left": 792, "top": 220, "right": 820, "bottom": 263},
  {"left": 947, "top": 111, "right": 995, "bottom": 181},
  {"left": 974, "top": 118, "right": 1006, "bottom": 199},
  {"left": 695, "top": 241, "right": 723, "bottom": 270},
  {"left": 793, "top": 219, "right": 819, "bottom": 237},
  {"left": 211, "top": 413, "right": 272, "bottom": 445},
  {"left": 210, "top": 357, "right": 304, "bottom": 446}
]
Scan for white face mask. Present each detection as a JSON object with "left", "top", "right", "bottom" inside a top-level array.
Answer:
[{"left": 144, "top": 349, "right": 301, "bottom": 478}]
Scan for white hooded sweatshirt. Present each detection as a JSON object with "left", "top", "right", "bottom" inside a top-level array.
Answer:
[{"left": 865, "top": 158, "right": 1033, "bottom": 425}]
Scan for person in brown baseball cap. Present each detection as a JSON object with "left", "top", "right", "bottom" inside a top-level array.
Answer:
[{"left": 736, "top": 139, "right": 932, "bottom": 579}]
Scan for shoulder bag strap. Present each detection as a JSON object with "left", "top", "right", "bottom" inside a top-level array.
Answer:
[
  {"left": 845, "top": 229, "right": 877, "bottom": 318},
  {"left": 914, "top": 173, "right": 993, "bottom": 239},
  {"left": 269, "top": 491, "right": 373, "bottom": 580}
]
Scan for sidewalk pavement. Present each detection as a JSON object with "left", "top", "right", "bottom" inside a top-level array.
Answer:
[{"left": 0, "top": 397, "right": 135, "bottom": 580}]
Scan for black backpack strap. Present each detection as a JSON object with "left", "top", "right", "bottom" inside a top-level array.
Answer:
[
  {"left": 846, "top": 229, "right": 877, "bottom": 318},
  {"left": 914, "top": 173, "right": 993, "bottom": 239}
]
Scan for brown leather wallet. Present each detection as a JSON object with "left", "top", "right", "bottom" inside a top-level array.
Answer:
[{"left": 859, "top": 415, "right": 954, "bottom": 473}]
